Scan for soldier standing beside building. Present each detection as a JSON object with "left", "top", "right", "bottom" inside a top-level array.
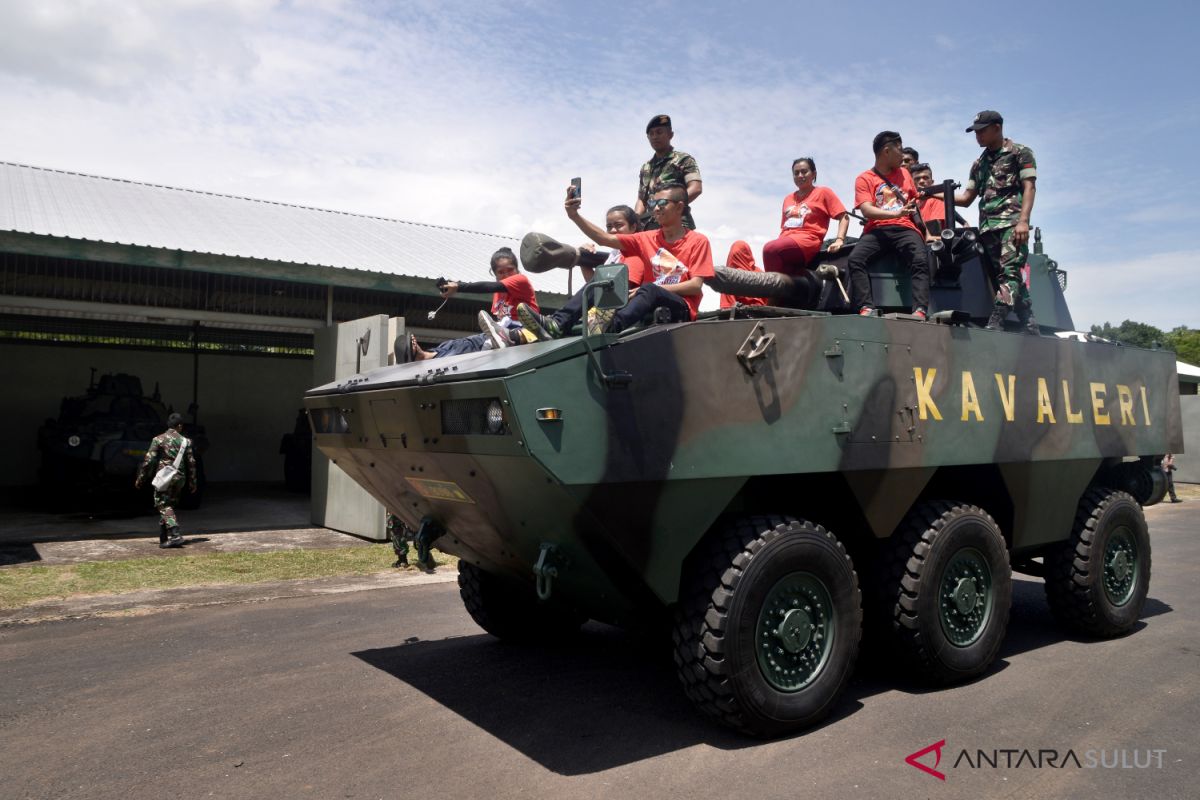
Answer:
[
  {"left": 954, "top": 110, "right": 1039, "bottom": 333},
  {"left": 135, "top": 412, "right": 197, "bottom": 548},
  {"left": 635, "top": 114, "right": 702, "bottom": 230}
]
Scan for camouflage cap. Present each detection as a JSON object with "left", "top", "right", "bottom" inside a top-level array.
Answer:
[
  {"left": 520, "top": 231, "right": 579, "bottom": 273},
  {"left": 966, "top": 110, "right": 1003, "bottom": 132},
  {"left": 646, "top": 114, "right": 672, "bottom": 132}
]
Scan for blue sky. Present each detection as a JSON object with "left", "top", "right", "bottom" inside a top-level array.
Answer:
[{"left": 0, "top": 0, "right": 1195, "bottom": 330}]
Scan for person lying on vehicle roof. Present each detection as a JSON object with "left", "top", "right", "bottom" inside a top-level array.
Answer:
[{"left": 409, "top": 246, "right": 538, "bottom": 360}]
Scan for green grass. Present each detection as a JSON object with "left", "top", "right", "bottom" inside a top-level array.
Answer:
[{"left": 0, "top": 546, "right": 456, "bottom": 610}]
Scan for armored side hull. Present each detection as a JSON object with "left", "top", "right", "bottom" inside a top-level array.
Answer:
[{"left": 306, "top": 314, "right": 1181, "bottom": 622}]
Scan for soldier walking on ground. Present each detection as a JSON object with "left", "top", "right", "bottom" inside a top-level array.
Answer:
[
  {"left": 635, "top": 114, "right": 702, "bottom": 231},
  {"left": 135, "top": 412, "right": 197, "bottom": 548},
  {"left": 954, "top": 110, "right": 1039, "bottom": 333},
  {"left": 1163, "top": 454, "right": 1181, "bottom": 503}
]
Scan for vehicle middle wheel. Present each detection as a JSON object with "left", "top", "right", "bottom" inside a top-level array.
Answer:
[
  {"left": 878, "top": 501, "right": 1012, "bottom": 684},
  {"left": 1045, "top": 488, "right": 1150, "bottom": 638},
  {"left": 673, "top": 516, "right": 862, "bottom": 737}
]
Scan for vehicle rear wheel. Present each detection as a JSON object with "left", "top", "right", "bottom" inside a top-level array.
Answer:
[
  {"left": 457, "top": 561, "right": 585, "bottom": 642},
  {"left": 1045, "top": 488, "right": 1150, "bottom": 637},
  {"left": 879, "top": 502, "right": 1011, "bottom": 684},
  {"left": 672, "top": 516, "right": 862, "bottom": 737}
]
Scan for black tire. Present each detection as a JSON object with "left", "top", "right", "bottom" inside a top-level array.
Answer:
[
  {"left": 878, "top": 502, "right": 1011, "bottom": 684},
  {"left": 457, "top": 561, "right": 585, "bottom": 642},
  {"left": 1045, "top": 488, "right": 1150, "bottom": 638},
  {"left": 672, "top": 516, "right": 862, "bottom": 737}
]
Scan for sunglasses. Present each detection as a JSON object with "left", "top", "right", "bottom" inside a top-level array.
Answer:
[{"left": 647, "top": 198, "right": 678, "bottom": 210}]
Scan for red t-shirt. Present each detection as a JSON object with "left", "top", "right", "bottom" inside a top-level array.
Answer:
[
  {"left": 779, "top": 186, "right": 847, "bottom": 263},
  {"left": 720, "top": 240, "right": 768, "bottom": 309},
  {"left": 918, "top": 196, "right": 946, "bottom": 232},
  {"left": 492, "top": 274, "right": 538, "bottom": 321},
  {"left": 616, "top": 229, "right": 714, "bottom": 320},
  {"left": 855, "top": 168, "right": 921, "bottom": 234}
]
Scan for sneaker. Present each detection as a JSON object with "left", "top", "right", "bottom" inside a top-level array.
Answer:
[
  {"left": 858, "top": 307, "right": 877, "bottom": 317},
  {"left": 912, "top": 308, "right": 928, "bottom": 321},
  {"left": 477, "top": 311, "right": 509, "bottom": 349},
  {"left": 586, "top": 306, "right": 615, "bottom": 336},
  {"left": 518, "top": 302, "right": 561, "bottom": 341}
]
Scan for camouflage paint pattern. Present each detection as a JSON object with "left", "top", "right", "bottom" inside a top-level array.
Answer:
[
  {"left": 968, "top": 138, "right": 1036, "bottom": 231},
  {"left": 306, "top": 308, "right": 1182, "bottom": 625}
]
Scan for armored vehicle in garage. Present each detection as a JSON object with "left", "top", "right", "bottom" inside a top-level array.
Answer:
[
  {"left": 305, "top": 219, "right": 1182, "bottom": 737},
  {"left": 37, "top": 371, "right": 209, "bottom": 508}
]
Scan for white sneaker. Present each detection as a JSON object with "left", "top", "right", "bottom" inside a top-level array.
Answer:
[{"left": 477, "top": 311, "right": 510, "bottom": 349}]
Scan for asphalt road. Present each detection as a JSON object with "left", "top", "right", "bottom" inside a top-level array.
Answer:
[{"left": 2, "top": 502, "right": 1196, "bottom": 800}]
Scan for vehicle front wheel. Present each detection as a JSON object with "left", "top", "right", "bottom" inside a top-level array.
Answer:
[
  {"left": 673, "top": 516, "right": 862, "bottom": 737},
  {"left": 457, "top": 561, "right": 585, "bottom": 642}
]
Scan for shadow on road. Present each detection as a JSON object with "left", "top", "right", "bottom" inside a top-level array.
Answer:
[
  {"left": 355, "top": 575, "right": 1173, "bottom": 773},
  {"left": 354, "top": 623, "right": 868, "bottom": 773}
]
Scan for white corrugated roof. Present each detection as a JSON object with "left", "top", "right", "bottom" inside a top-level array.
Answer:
[{"left": 0, "top": 161, "right": 516, "bottom": 281}]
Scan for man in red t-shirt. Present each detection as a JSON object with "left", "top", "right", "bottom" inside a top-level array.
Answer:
[
  {"left": 542, "top": 182, "right": 712, "bottom": 335},
  {"left": 911, "top": 163, "right": 946, "bottom": 241},
  {"left": 847, "top": 131, "right": 931, "bottom": 319}
]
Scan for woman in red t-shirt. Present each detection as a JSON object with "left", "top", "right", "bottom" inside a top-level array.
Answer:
[{"left": 762, "top": 158, "right": 850, "bottom": 276}]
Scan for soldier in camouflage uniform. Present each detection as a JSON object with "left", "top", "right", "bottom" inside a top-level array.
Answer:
[
  {"left": 955, "top": 110, "right": 1039, "bottom": 333},
  {"left": 636, "top": 114, "right": 702, "bottom": 231},
  {"left": 134, "top": 412, "right": 197, "bottom": 548}
]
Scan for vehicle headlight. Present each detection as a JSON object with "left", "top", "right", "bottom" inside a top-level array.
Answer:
[
  {"left": 68, "top": 435, "right": 81, "bottom": 447},
  {"left": 486, "top": 400, "right": 505, "bottom": 434}
]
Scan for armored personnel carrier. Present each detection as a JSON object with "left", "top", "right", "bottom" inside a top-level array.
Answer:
[
  {"left": 37, "top": 371, "right": 209, "bottom": 508},
  {"left": 305, "top": 214, "right": 1182, "bottom": 737}
]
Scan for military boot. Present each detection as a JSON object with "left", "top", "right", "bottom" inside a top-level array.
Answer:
[
  {"left": 164, "top": 527, "right": 184, "bottom": 548},
  {"left": 985, "top": 302, "right": 1010, "bottom": 331},
  {"left": 158, "top": 523, "right": 170, "bottom": 549},
  {"left": 1016, "top": 302, "right": 1040, "bottom": 336}
]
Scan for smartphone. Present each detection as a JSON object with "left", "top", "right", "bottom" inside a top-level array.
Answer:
[{"left": 570, "top": 177, "right": 581, "bottom": 200}]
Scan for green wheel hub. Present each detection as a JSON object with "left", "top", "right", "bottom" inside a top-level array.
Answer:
[
  {"left": 1103, "top": 526, "right": 1138, "bottom": 606},
  {"left": 755, "top": 571, "right": 835, "bottom": 691},
  {"left": 938, "top": 547, "right": 993, "bottom": 647}
]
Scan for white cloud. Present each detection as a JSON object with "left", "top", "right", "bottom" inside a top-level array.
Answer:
[{"left": 0, "top": 1, "right": 1192, "bottom": 326}]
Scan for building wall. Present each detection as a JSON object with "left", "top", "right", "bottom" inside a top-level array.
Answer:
[
  {"left": 0, "top": 342, "right": 312, "bottom": 486},
  {"left": 1176, "top": 394, "right": 1200, "bottom": 484}
]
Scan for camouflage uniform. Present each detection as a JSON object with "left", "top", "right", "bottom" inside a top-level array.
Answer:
[
  {"left": 638, "top": 150, "right": 701, "bottom": 230},
  {"left": 136, "top": 429, "right": 197, "bottom": 537},
  {"left": 386, "top": 512, "right": 410, "bottom": 567},
  {"left": 967, "top": 139, "right": 1037, "bottom": 317}
]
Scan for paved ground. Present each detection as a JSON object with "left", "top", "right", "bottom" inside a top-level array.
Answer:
[
  {"left": 1, "top": 501, "right": 1196, "bottom": 800},
  {"left": 0, "top": 482, "right": 310, "bottom": 545}
]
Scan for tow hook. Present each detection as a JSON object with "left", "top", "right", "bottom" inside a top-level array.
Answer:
[{"left": 533, "top": 543, "right": 566, "bottom": 601}]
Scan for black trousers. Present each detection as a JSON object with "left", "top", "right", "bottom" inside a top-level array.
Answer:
[
  {"left": 611, "top": 283, "right": 691, "bottom": 332},
  {"left": 847, "top": 225, "right": 930, "bottom": 312}
]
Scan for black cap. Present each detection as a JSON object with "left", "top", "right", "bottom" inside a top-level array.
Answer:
[
  {"left": 646, "top": 114, "right": 671, "bottom": 132},
  {"left": 966, "top": 110, "right": 1003, "bottom": 132}
]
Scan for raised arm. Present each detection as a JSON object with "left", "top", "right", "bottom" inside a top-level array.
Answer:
[{"left": 565, "top": 187, "right": 620, "bottom": 249}]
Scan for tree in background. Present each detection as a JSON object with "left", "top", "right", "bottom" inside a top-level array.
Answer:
[{"left": 1089, "top": 320, "right": 1200, "bottom": 366}]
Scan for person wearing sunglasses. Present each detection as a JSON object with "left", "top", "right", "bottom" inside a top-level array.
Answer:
[
  {"left": 517, "top": 205, "right": 647, "bottom": 340},
  {"left": 552, "top": 182, "right": 712, "bottom": 335},
  {"left": 762, "top": 157, "right": 850, "bottom": 277}
]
